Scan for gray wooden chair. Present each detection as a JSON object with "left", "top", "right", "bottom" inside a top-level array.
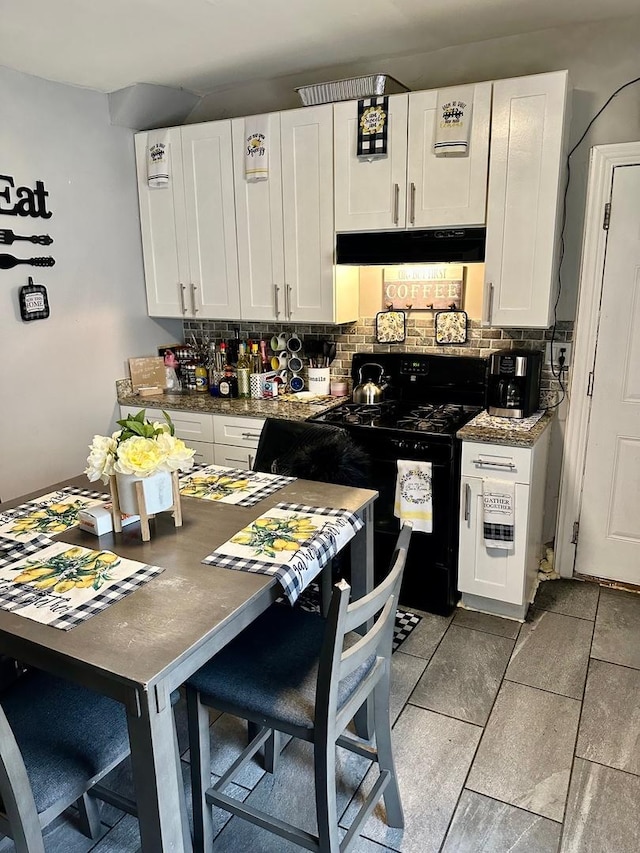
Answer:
[
  {"left": 0, "top": 669, "right": 133, "bottom": 852},
  {"left": 186, "top": 522, "right": 412, "bottom": 853}
]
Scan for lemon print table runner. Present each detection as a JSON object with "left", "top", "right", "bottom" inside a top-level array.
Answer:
[
  {"left": 0, "top": 487, "right": 106, "bottom": 544},
  {"left": 203, "top": 502, "right": 364, "bottom": 604},
  {"left": 0, "top": 541, "right": 164, "bottom": 630},
  {"left": 179, "top": 464, "right": 295, "bottom": 507}
]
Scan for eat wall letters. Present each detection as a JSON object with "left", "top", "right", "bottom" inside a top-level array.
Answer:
[{"left": 0, "top": 174, "right": 52, "bottom": 219}]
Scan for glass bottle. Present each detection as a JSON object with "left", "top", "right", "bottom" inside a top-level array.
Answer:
[
  {"left": 250, "top": 342, "right": 261, "bottom": 374},
  {"left": 259, "top": 339, "right": 270, "bottom": 372},
  {"left": 236, "top": 342, "right": 251, "bottom": 398},
  {"left": 218, "top": 363, "right": 238, "bottom": 398}
]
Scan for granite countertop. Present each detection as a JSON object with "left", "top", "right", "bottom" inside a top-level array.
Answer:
[
  {"left": 457, "top": 410, "right": 554, "bottom": 448},
  {"left": 116, "top": 380, "right": 345, "bottom": 422}
]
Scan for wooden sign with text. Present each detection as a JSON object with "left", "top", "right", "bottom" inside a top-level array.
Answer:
[{"left": 383, "top": 265, "right": 464, "bottom": 310}]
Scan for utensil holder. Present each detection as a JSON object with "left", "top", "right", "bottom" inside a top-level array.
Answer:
[{"left": 308, "top": 367, "right": 331, "bottom": 396}]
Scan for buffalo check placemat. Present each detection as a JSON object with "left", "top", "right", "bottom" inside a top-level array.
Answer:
[
  {"left": 0, "top": 534, "right": 53, "bottom": 569},
  {"left": 0, "top": 541, "right": 164, "bottom": 630},
  {"left": 202, "top": 502, "right": 363, "bottom": 604},
  {"left": 179, "top": 465, "right": 295, "bottom": 508},
  {"left": 0, "top": 487, "right": 106, "bottom": 543}
]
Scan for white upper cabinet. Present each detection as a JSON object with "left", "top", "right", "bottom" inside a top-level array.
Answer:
[
  {"left": 135, "top": 129, "right": 189, "bottom": 318},
  {"left": 235, "top": 105, "right": 352, "bottom": 324},
  {"left": 334, "top": 84, "right": 491, "bottom": 232},
  {"left": 484, "top": 71, "right": 570, "bottom": 328},
  {"left": 135, "top": 121, "right": 240, "bottom": 320},
  {"left": 280, "top": 105, "right": 336, "bottom": 322},
  {"left": 334, "top": 94, "right": 409, "bottom": 231},
  {"left": 233, "top": 114, "right": 285, "bottom": 322},
  {"left": 407, "top": 84, "right": 491, "bottom": 228},
  {"left": 181, "top": 122, "right": 240, "bottom": 319}
]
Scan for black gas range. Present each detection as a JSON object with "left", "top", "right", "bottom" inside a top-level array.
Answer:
[{"left": 311, "top": 353, "right": 488, "bottom": 615}]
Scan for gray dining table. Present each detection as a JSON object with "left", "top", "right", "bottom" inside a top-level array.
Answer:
[{"left": 0, "top": 474, "right": 377, "bottom": 853}]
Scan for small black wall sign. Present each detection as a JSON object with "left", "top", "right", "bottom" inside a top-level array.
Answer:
[{"left": 0, "top": 174, "right": 52, "bottom": 219}]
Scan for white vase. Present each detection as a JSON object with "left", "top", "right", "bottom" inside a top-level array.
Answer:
[{"left": 115, "top": 471, "right": 173, "bottom": 516}]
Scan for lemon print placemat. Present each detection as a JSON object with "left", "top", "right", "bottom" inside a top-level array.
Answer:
[
  {"left": 203, "top": 502, "right": 363, "bottom": 604},
  {"left": 0, "top": 487, "right": 106, "bottom": 543},
  {"left": 179, "top": 465, "right": 294, "bottom": 507},
  {"left": 0, "top": 541, "right": 164, "bottom": 630}
]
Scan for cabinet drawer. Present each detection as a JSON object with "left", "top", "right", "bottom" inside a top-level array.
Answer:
[
  {"left": 213, "top": 416, "right": 264, "bottom": 449},
  {"left": 188, "top": 440, "right": 215, "bottom": 466},
  {"left": 213, "top": 445, "right": 254, "bottom": 470},
  {"left": 119, "top": 406, "right": 214, "bottom": 443},
  {"left": 461, "top": 441, "right": 533, "bottom": 484}
]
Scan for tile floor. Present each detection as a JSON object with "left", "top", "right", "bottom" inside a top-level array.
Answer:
[{"left": 3, "top": 578, "right": 640, "bottom": 853}]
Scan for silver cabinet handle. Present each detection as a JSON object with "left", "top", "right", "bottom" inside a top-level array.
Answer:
[
  {"left": 410, "top": 182, "right": 416, "bottom": 225},
  {"left": 248, "top": 453, "right": 255, "bottom": 469},
  {"left": 484, "top": 281, "right": 494, "bottom": 325},
  {"left": 190, "top": 283, "right": 198, "bottom": 314},
  {"left": 286, "top": 283, "right": 292, "bottom": 319},
  {"left": 393, "top": 183, "right": 400, "bottom": 225},
  {"left": 464, "top": 482, "right": 471, "bottom": 521},
  {"left": 471, "top": 458, "right": 516, "bottom": 469},
  {"left": 226, "top": 457, "right": 247, "bottom": 465},
  {"left": 178, "top": 283, "right": 187, "bottom": 315},
  {"left": 241, "top": 431, "right": 261, "bottom": 440},
  {"left": 274, "top": 284, "right": 280, "bottom": 318}
]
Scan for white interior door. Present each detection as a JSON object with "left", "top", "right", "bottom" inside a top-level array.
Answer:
[{"left": 576, "top": 164, "right": 640, "bottom": 585}]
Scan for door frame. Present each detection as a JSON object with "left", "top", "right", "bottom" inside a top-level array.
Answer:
[{"left": 556, "top": 141, "right": 640, "bottom": 577}]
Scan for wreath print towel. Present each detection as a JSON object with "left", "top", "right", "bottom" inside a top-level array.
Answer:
[
  {"left": 244, "top": 115, "right": 269, "bottom": 182},
  {"left": 482, "top": 479, "right": 515, "bottom": 550},
  {"left": 394, "top": 460, "right": 432, "bottom": 533},
  {"left": 202, "top": 502, "right": 363, "bottom": 604}
]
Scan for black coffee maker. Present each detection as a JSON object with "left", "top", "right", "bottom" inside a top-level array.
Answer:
[{"left": 487, "top": 349, "right": 542, "bottom": 418}]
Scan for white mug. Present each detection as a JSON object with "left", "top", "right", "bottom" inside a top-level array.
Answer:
[
  {"left": 287, "top": 334, "right": 302, "bottom": 353},
  {"left": 271, "top": 333, "right": 287, "bottom": 352},
  {"left": 288, "top": 355, "right": 303, "bottom": 373},
  {"left": 278, "top": 352, "right": 288, "bottom": 369}
]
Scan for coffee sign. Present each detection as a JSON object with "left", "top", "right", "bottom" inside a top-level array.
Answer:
[{"left": 383, "top": 265, "right": 464, "bottom": 310}]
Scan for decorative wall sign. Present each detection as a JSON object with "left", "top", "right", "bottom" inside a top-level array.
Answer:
[
  {"left": 0, "top": 175, "right": 52, "bottom": 219},
  {"left": 19, "top": 278, "right": 50, "bottom": 321},
  {"left": 383, "top": 264, "right": 464, "bottom": 310}
]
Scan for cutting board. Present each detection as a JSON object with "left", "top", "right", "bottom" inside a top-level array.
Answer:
[{"left": 128, "top": 357, "right": 167, "bottom": 392}]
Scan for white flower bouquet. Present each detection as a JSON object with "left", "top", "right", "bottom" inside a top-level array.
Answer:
[{"left": 85, "top": 410, "right": 196, "bottom": 485}]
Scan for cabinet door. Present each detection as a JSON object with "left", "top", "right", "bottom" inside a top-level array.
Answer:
[
  {"left": 280, "top": 105, "right": 335, "bottom": 323},
  {"left": 407, "top": 84, "right": 491, "bottom": 228},
  {"left": 134, "top": 130, "right": 190, "bottom": 318},
  {"left": 213, "top": 445, "right": 254, "bottom": 470},
  {"left": 334, "top": 94, "right": 408, "bottom": 231},
  {"left": 181, "top": 121, "right": 241, "bottom": 320},
  {"left": 458, "top": 476, "right": 530, "bottom": 605},
  {"left": 484, "top": 71, "right": 569, "bottom": 328},
  {"left": 233, "top": 115, "right": 285, "bottom": 322}
]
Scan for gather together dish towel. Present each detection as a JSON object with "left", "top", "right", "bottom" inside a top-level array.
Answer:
[
  {"left": 433, "top": 85, "right": 474, "bottom": 156},
  {"left": 147, "top": 130, "right": 170, "bottom": 187},
  {"left": 244, "top": 115, "right": 269, "bottom": 182},
  {"left": 482, "top": 479, "right": 515, "bottom": 550},
  {"left": 394, "top": 460, "right": 432, "bottom": 533},
  {"left": 357, "top": 96, "right": 389, "bottom": 160}
]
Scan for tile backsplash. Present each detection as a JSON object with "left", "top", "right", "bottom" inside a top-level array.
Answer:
[{"left": 184, "top": 316, "right": 574, "bottom": 406}]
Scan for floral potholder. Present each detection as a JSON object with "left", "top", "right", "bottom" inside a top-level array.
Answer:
[
  {"left": 435, "top": 309, "right": 468, "bottom": 345},
  {"left": 375, "top": 309, "right": 406, "bottom": 343}
]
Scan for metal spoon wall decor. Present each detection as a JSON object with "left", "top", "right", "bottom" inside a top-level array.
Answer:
[{"left": 0, "top": 254, "right": 55, "bottom": 269}]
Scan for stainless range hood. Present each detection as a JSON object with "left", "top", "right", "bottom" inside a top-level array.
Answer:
[{"left": 336, "top": 227, "right": 485, "bottom": 265}]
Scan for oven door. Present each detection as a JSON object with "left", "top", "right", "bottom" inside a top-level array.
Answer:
[{"left": 366, "top": 437, "right": 461, "bottom": 615}]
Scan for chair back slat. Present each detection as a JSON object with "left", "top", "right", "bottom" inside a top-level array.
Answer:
[
  {"left": 0, "top": 706, "right": 45, "bottom": 852},
  {"left": 315, "top": 523, "right": 412, "bottom": 726}
]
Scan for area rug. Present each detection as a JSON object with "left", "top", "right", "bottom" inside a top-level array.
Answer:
[{"left": 281, "top": 581, "right": 422, "bottom": 653}]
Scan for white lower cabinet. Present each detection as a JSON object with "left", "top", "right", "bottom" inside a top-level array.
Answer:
[
  {"left": 118, "top": 407, "right": 264, "bottom": 471},
  {"left": 213, "top": 415, "right": 265, "bottom": 471},
  {"left": 457, "top": 432, "right": 550, "bottom": 620}
]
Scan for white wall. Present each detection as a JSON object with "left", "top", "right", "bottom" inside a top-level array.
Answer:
[{"left": 0, "top": 66, "right": 181, "bottom": 502}]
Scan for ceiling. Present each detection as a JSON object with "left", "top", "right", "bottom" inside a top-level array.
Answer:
[{"left": 2, "top": 0, "right": 638, "bottom": 95}]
